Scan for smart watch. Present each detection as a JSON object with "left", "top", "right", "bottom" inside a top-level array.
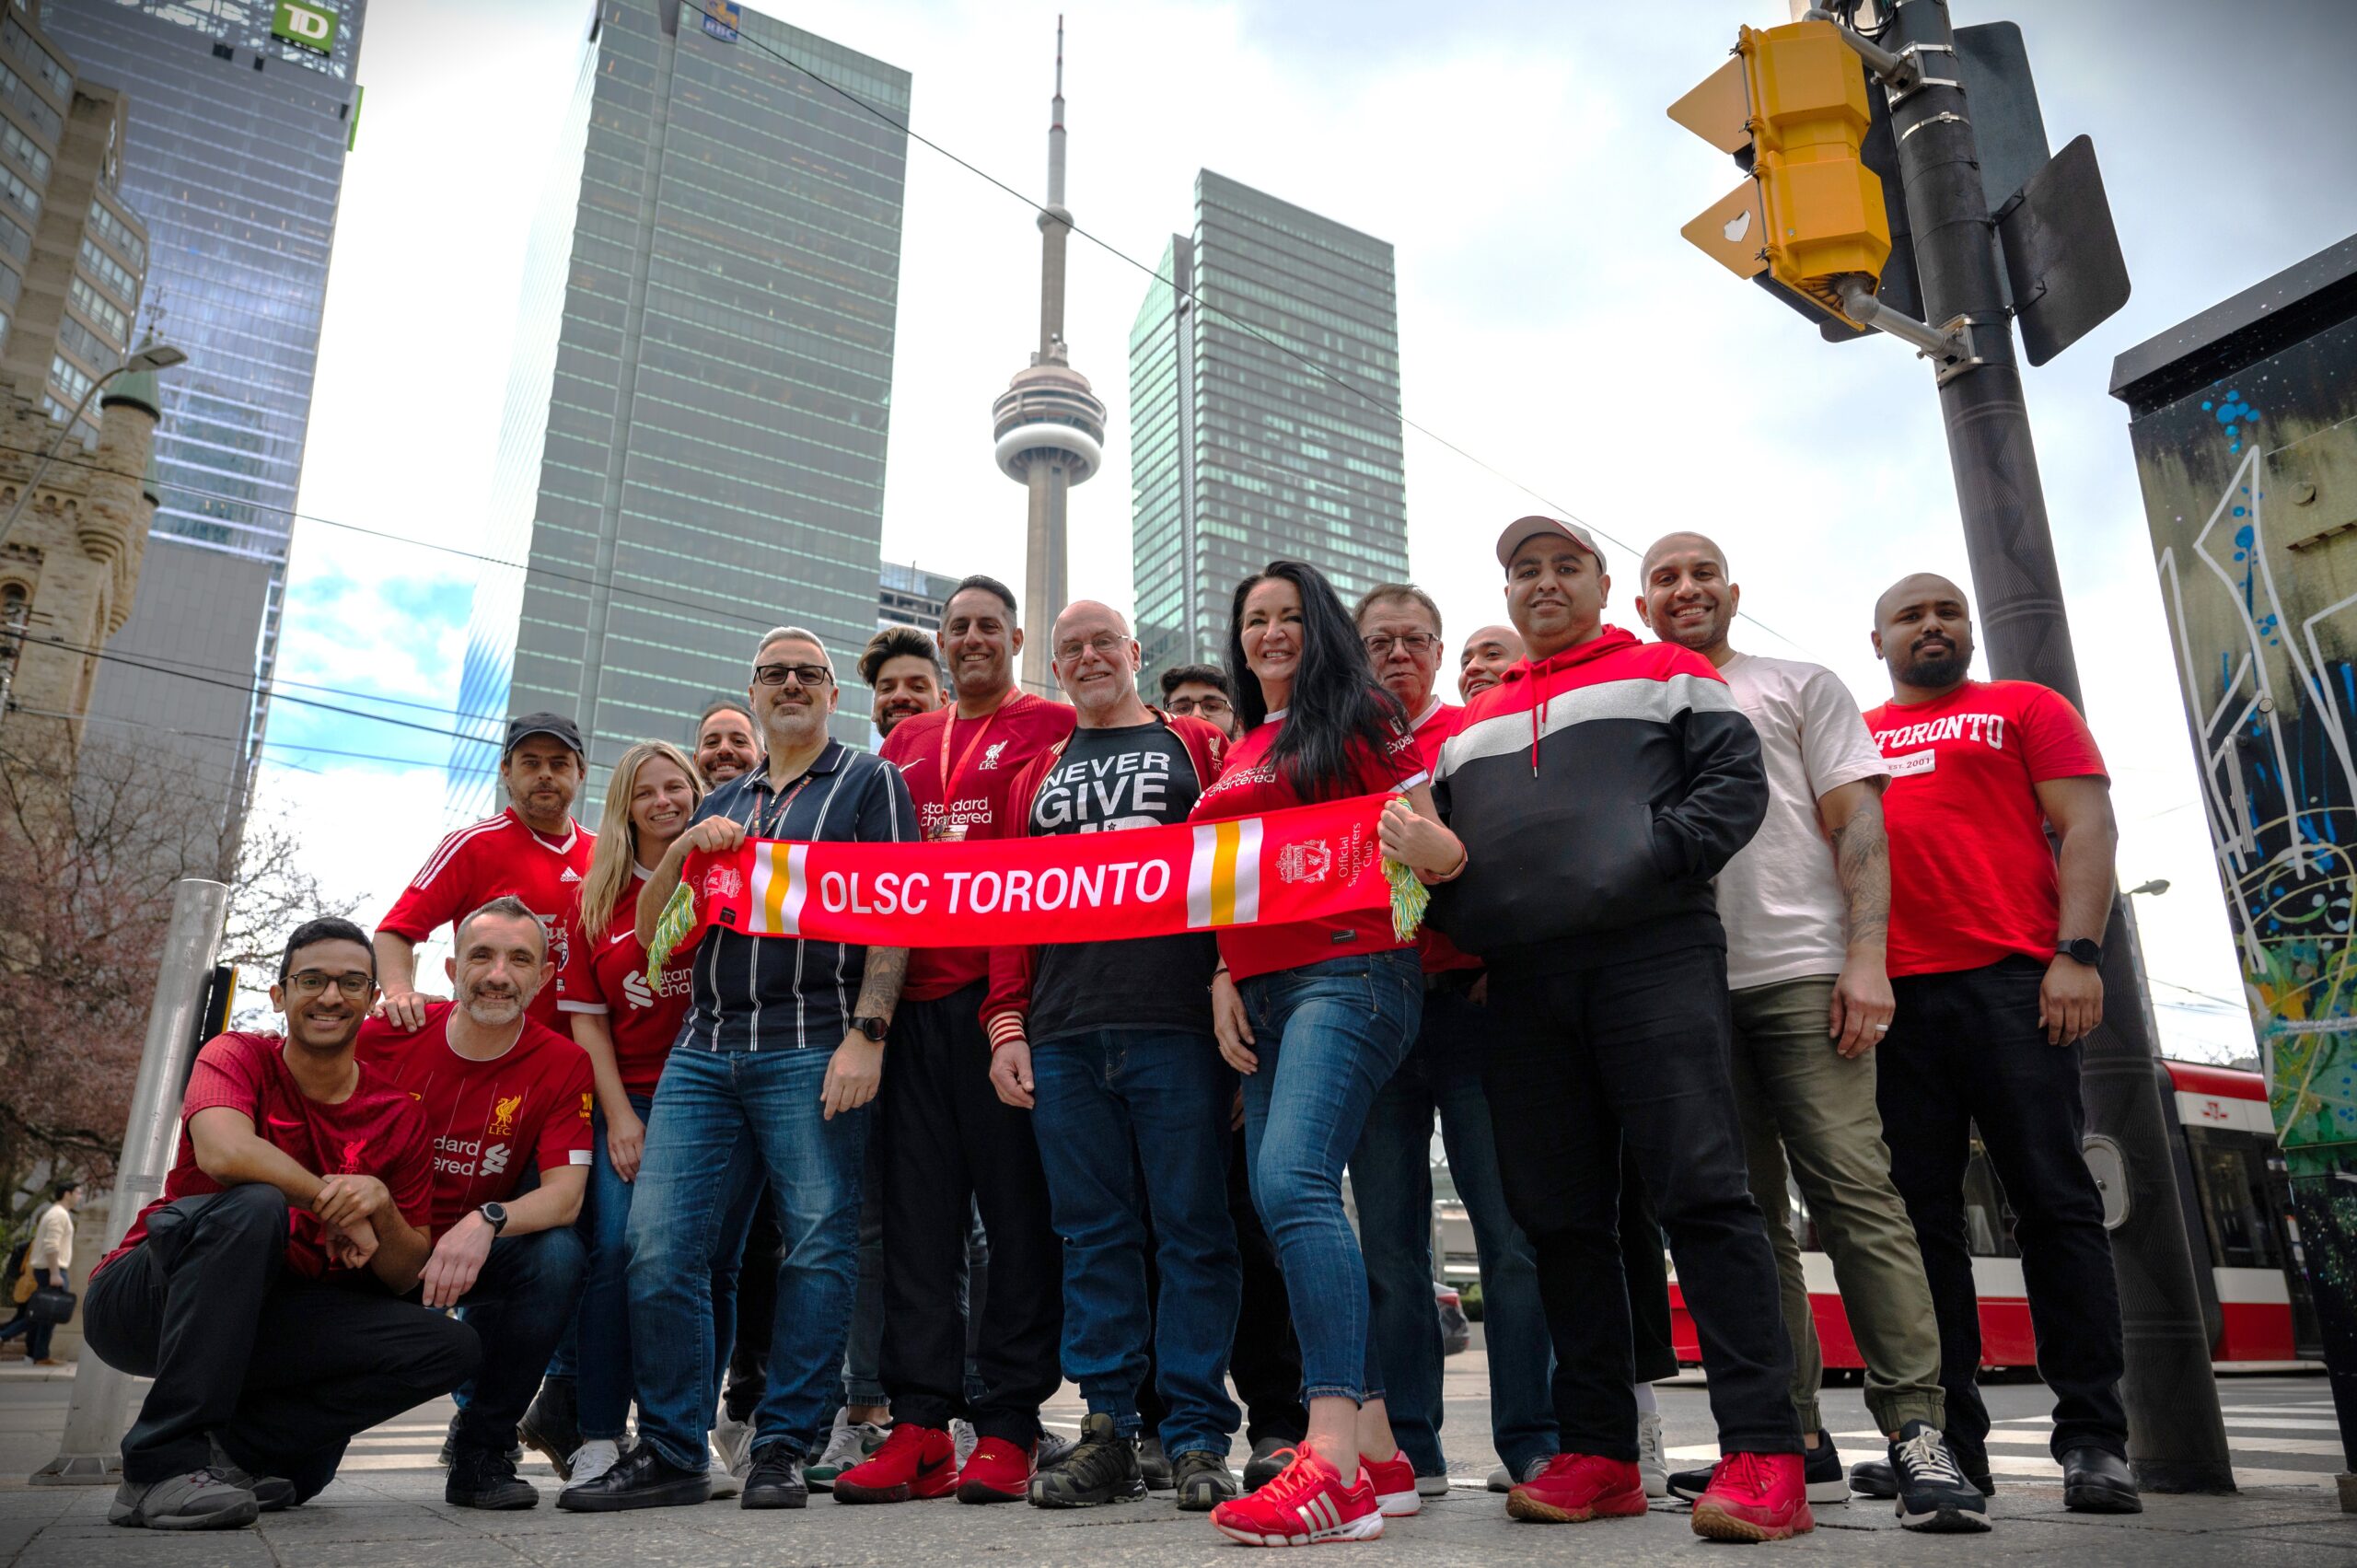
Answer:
[
  {"left": 851, "top": 1015, "right": 888, "bottom": 1043},
  {"left": 478, "top": 1202, "right": 509, "bottom": 1236},
  {"left": 2057, "top": 937, "right": 2104, "bottom": 968}
]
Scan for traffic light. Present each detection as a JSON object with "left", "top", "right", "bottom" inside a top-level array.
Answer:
[{"left": 1669, "top": 20, "right": 1890, "bottom": 328}]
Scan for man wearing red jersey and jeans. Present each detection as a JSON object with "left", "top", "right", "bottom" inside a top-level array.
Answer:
[
  {"left": 837, "top": 575, "right": 1075, "bottom": 1506},
  {"left": 377, "top": 713, "right": 594, "bottom": 1032},
  {"left": 357, "top": 898, "right": 593, "bottom": 1511},
  {"left": 1852, "top": 573, "right": 2138, "bottom": 1516},
  {"left": 1429, "top": 517, "right": 1807, "bottom": 1541},
  {"left": 83, "top": 918, "right": 475, "bottom": 1529}
]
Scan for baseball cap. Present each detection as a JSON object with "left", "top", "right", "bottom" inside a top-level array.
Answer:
[
  {"left": 1495, "top": 515, "right": 1606, "bottom": 575},
  {"left": 503, "top": 711, "right": 584, "bottom": 759}
]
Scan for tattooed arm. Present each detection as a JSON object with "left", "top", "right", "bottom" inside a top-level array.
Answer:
[{"left": 1821, "top": 779, "right": 1895, "bottom": 1057}]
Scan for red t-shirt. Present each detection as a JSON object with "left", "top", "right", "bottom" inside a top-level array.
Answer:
[
  {"left": 354, "top": 1003, "right": 594, "bottom": 1231},
  {"left": 1408, "top": 699, "right": 1479, "bottom": 977},
  {"left": 1189, "top": 706, "right": 1429, "bottom": 981},
  {"left": 377, "top": 808, "right": 595, "bottom": 1029},
  {"left": 1864, "top": 679, "right": 2108, "bottom": 978},
  {"left": 97, "top": 1031, "right": 433, "bottom": 1281},
  {"left": 880, "top": 691, "right": 1078, "bottom": 1000},
  {"left": 557, "top": 871, "right": 692, "bottom": 1097}
]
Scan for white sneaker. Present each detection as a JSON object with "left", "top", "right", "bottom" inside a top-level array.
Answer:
[
  {"left": 1487, "top": 1455, "right": 1549, "bottom": 1493},
  {"left": 568, "top": 1439, "right": 621, "bottom": 1488},
  {"left": 951, "top": 1418, "right": 978, "bottom": 1469},
  {"left": 1415, "top": 1471, "right": 1452, "bottom": 1498},
  {"left": 1637, "top": 1411, "right": 1668, "bottom": 1499},
  {"left": 712, "top": 1409, "right": 755, "bottom": 1477},
  {"left": 705, "top": 1451, "right": 741, "bottom": 1501}
]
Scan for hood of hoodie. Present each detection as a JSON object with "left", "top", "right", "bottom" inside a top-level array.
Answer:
[{"left": 1498, "top": 624, "right": 1640, "bottom": 691}]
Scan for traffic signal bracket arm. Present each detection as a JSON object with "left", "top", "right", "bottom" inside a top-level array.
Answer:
[{"left": 1831, "top": 276, "right": 1984, "bottom": 386}]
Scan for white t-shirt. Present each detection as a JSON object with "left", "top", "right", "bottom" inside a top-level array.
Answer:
[{"left": 1715, "top": 652, "right": 1890, "bottom": 990}]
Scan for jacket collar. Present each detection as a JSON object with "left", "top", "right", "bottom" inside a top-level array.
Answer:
[{"left": 1501, "top": 624, "right": 1640, "bottom": 687}]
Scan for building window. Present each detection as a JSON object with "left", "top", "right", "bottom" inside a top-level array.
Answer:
[
  {"left": 0, "top": 58, "right": 59, "bottom": 143},
  {"left": 86, "top": 200, "right": 143, "bottom": 270},
  {"left": 0, "top": 162, "right": 35, "bottom": 224},
  {"left": 0, "top": 114, "right": 46, "bottom": 183},
  {"left": 76, "top": 236, "right": 134, "bottom": 303},
  {"left": 49, "top": 352, "right": 91, "bottom": 405},
  {"left": 0, "top": 580, "right": 29, "bottom": 691},
  {"left": 0, "top": 211, "right": 27, "bottom": 266},
  {"left": 67, "top": 273, "right": 123, "bottom": 341},
  {"left": 0, "top": 17, "right": 66, "bottom": 99},
  {"left": 56, "top": 312, "right": 109, "bottom": 371},
  {"left": 212, "top": 41, "right": 234, "bottom": 62}
]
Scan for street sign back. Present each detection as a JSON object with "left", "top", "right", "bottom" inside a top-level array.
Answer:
[{"left": 1999, "top": 134, "right": 2131, "bottom": 366}]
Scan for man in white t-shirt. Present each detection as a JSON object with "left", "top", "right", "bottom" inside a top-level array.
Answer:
[{"left": 1633, "top": 534, "right": 1987, "bottom": 1536}]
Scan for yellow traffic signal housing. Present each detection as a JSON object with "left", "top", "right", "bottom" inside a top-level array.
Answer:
[{"left": 1669, "top": 20, "right": 1891, "bottom": 325}]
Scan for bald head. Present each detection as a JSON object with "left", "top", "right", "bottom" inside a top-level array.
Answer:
[
  {"left": 1640, "top": 531, "right": 1727, "bottom": 581},
  {"left": 1637, "top": 532, "right": 1738, "bottom": 662},
  {"left": 1871, "top": 572, "right": 1976, "bottom": 699},
  {"left": 1873, "top": 572, "right": 1968, "bottom": 629},
  {"left": 1458, "top": 623, "right": 1525, "bottom": 702},
  {"left": 1051, "top": 598, "right": 1148, "bottom": 726},
  {"left": 1054, "top": 598, "right": 1130, "bottom": 642}
]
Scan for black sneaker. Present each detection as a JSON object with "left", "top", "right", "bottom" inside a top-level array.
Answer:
[
  {"left": 447, "top": 1445, "right": 540, "bottom": 1510},
  {"left": 1242, "top": 1434, "right": 1298, "bottom": 1491},
  {"left": 208, "top": 1438, "right": 295, "bottom": 1513},
  {"left": 438, "top": 1412, "right": 522, "bottom": 1469},
  {"left": 742, "top": 1446, "right": 808, "bottom": 1510},
  {"left": 1888, "top": 1422, "right": 1991, "bottom": 1532},
  {"left": 1028, "top": 1412, "right": 1144, "bottom": 1508},
  {"left": 1139, "top": 1435, "right": 1176, "bottom": 1491},
  {"left": 1172, "top": 1449, "right": 1241, "bottom": 1511},
  {"left": 1666, "top": 1461, "right": 1713, "bottom": 1504},
  {"left": 555, "top": 1445, "right": 712, "bottom": 1512},
  {"left": 2061, "top": 1446, "right": 2141, "bottom": 1515},
  {"left": 1852, "top": 1451, "right": 1993, "bottom": 1500},
  {"left": 521, "top": 1378, "right": 583, "bottom": 1480}
]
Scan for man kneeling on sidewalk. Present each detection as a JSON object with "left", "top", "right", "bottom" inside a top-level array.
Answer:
[
  {"left": 84, "top": 918, "right": 480, "bottom": 1530},
  {"left": 357, "top": 896, "right": 593, "bottom": 1509}
]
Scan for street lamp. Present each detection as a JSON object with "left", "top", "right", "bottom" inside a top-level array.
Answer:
[
  {"left": 0, "top": 337, "right": 188, "bottom": 551},
  {"left": 2128, "top": 879, "right": 2172, "bottom": 898}
]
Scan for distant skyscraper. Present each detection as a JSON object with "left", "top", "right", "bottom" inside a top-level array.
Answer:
[
  {"left": 877, "top": 561, "right": 960, "bottom": 636},
  {"left": 45, "top": 0, "right": 366, "bottom": 836},
  {"left": 1128, "top": 171, "right": 1407, "bottom": 687},
  {"left": 991, "top": 20, "right": 1102, "bottom": 692},
  {"left": 447, "top": 1, "right": 910, "bottom": 822}
]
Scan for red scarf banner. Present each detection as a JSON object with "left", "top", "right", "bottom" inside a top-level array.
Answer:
[{"left": 649, "top": 793, "right": 1414, "bottom": 957}]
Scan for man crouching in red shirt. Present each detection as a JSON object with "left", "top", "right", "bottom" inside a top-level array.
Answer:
[
  {"left": 82, "top": 918, "right": 478, "bottom": 1530},
  {"left": 356, "top": 896, "right": 594, "bottom": 1510}
]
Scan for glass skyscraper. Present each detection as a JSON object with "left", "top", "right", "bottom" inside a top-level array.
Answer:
[
  {"left": 450, "top": 0, "right": 910, "bottom": 822},
  {"left": 45, "top": 0, "right": 366, "bottom": 835},
  {"left": 1129, "top": 170, "right": 1407, "bottom": 687}
]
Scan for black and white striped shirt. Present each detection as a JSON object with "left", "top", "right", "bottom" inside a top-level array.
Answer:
[{"left": 676, "top": 740, "right": 915, "bottom": 1052}]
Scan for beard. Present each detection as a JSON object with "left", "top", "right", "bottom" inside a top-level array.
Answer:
[
  {"left": 1898, "top": 644, "right": 1970, "bottom": 688},
  {"left": 464, "top": 990, "right": 524, "bottom": 1026}
]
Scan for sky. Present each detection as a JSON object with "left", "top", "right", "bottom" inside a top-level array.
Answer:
[{"left": 257, "top": 0, "right": 2357, "bottom": 1060}]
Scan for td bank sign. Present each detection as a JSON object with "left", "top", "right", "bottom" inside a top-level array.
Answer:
[{"left": 272, "top": 0, "right": 338, "bottom": 54}]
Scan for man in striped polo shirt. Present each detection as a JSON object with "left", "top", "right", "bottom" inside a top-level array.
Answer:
[{"left": 558, "top": 626, "right": 914, "bottom": 1515}]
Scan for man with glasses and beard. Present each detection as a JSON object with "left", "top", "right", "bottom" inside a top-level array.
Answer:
[
  {"left": 356, "top": 899, "right": 593, "bottom": 1510},
  {"left": 1158, "top": 665, "right": 1240, "bottom": 741},
  {"left": 82, "top": 918, "right": 475, "bottom": 1529},
  {"left": 1851, "top": 574, "right": 2137, "bottom": 1516}
]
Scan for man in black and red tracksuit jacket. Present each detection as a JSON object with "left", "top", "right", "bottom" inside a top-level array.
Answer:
[{"left": 1428, "top": 517, "right": 1809, "bottom": 1540}]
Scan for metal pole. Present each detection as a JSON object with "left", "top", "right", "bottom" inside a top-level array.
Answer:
[
  {"left": 31, "top": 877, "right": 229, "bottom": 1485},
  {"left": 1879, "top": 0, "right": 2235, "bottom": 1493}
]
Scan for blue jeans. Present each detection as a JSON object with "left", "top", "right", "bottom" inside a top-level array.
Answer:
[
  {"left": 576, "top": 1094, "right": 656, "bottom": 1441},
  {"left": 1237, "top": 948, "right": 1422, "bottom": 1406},
  {"left": 1034, "top": 1028, "right": 1242, "bottom": 1457},
  {"left": 1351, "top": 981, "right": 1558, "bottom": 1477},
  {"left": 625, "top": 1047, "right": 865, "bottom": 1469}
]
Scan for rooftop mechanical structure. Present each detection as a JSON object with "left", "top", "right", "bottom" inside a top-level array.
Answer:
[{"left": 993, "top": 18, "right": 1106, "bottom": 693}]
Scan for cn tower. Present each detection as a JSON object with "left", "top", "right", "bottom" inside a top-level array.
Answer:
[{"left": 993, "top": 17, "right": 1107, "bottom": 694}]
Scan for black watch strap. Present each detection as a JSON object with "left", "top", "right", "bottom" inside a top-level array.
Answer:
[
  {"left": 851, "top": 1015, "right": 888, "bottom": 1042},
  {"left": 2058, "top": 937, "right": 2104, "bottom": 967},
  {"left": 479, "top": 1202, "right": 508, "bottom": 1235}
]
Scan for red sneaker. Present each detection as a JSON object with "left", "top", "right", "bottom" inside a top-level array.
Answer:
[
  {"left": 1507, "top": 1452, "right": 1648, "bottom": 1524},
  {"left": 1211, "top": 1450, "right": 1383, "bottom": 1546},
  {"left": 1692, "top": 1451, "right": 1815, "bottom": 1542},
  {"left": 955, "top": 1437, "right": 1036, "bottom": 1504},
  {"left": 833, "top": 1423, "right": 956, "bottom": 1504},
  {"left": 1360, "top": 1451, "right": 1420, "bottom": 1517}
]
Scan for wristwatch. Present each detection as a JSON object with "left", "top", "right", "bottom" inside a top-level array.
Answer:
[
  {"left": 2057, "top": 937, "right": 2104, "bottom": 968},
  {"left": 851, "top": 1015, "right": 888, "bottom": 1043},
  {"left": 478, "top": 1201, "right": 509, "bottom": 1236}
]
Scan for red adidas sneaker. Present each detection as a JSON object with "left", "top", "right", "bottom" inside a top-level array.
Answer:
[
  {"left": 1507, "top": 1452, "right": 1649, "bottom": 1524},
  {"left": 833, "top": 1423, "right": 956, "bottom": 1504},
  {"left": 1211, "top": 1450, "right": 1383, "bottom": 1547},
  {"left": 1692, "top": 1451, "right": 1815, "bottom": 1542},
  {"left": 1360, "top": 1451, "right": 1421, "bottom": 1517},
  {"left": 955, "top": 1437, "right": 1035, "bottom": 1504}
]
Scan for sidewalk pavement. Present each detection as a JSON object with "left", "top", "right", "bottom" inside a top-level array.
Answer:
[{"left": 4, "top": 1353, "right": 2353, "bottom": 1565}]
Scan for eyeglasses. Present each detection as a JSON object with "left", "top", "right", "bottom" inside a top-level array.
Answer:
[
  {"left": 1362, "top": 633, "right": 1440, "bottom": 657},
  {"left": 753, "top": 662, "right": 834, "bottom": 688},
  {"left": 286, "top": 970, "right": 374, "bottom": 1000},
  {"left": 1167, "top": 694, "right": 1233, "bottom": 715},
  {"left": 1053, "top": 633, "right": 1130, "bottom": 662}
]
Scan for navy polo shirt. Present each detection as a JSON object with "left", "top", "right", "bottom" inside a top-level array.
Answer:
[{"left": 675, "top": 740, "right": 916, "bottom": 1052}]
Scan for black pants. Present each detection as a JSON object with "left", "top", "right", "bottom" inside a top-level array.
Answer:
[
  {"left": 722, "top": 1192, "right": 783, "bottom": 1423},
  {"left": 1620, "top": 1152, "right": 1679, "bottom": 1385},
  {"left": 449, "top": 1226, "right": 585, "bottom": 1454},
  {"left": 878, "top": 981, "right": 1062, "bottom": 1444},
  {"left": 1879, "top": 956, "right": 2129, "bottom": 1461},
  {"left": 1139, "top": 1125, "right": 1310, "bottom": 1446},
  {"left": 1485, "top": 942, "right": 1799, "bottom": 1460},
  {"left": 0, "top": 1267, "right": 65, "bottom": 1360},
  {"left": 83, "top": 1184, "right": 478, "bottom": 1498}
]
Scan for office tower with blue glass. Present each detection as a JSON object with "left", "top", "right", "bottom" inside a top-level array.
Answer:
[
  {"left": 1128, "top": 171, "right": 1407, "bottom": 688},
  {"left": 43, "top": 0, "right": 366, "bottom": 834},
  {"left": 448, "top": 0, "right": 910, "bottom": 820}
]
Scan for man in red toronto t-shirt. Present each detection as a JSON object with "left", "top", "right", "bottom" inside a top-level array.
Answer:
[
  {"left": 357, "top": 896, "right": 594, "bottom": 1511},
  {"left": 81, "top": 918, "right": 475, "bottom": 1530},
  {"left": 1857, "top": 573, "right": 2137, "bottom": 1516},
  {"left": 376, "top": 713, "right": 595, "bottom": 1031},
  {"left": 836, "top": 575, "right": 1075, "bottom": 1507}
]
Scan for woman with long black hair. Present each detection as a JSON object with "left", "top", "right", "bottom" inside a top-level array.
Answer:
[{"left": 1188, "top": 560, "right": 1467, "bottom": 1547}]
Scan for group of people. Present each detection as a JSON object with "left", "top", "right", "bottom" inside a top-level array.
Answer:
[{"left": 80, "top": 515, "right": 2144, "bottom": 1548}]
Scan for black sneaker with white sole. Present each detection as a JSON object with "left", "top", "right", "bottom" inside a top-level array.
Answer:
[
  {"left": 1851, "top": 1448, "right": 1993, "bottom": 1501},
  {"left": 1890, "top": 1422, "right": 1991, "bottom": 1532},
  {"left": 1668, "top": 1430, "right": 1848, "bottom": 1505},
  {"left": 1029, "top": 1412, "right": 1144, "bottom": 1508},
  {"left": 1172, "top": 1448, "right": 1242, "bottom": 1511}
]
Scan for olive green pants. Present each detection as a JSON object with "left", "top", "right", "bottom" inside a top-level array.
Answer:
[{"left": 1729, "top": 975, "right": 1945, "bottom": 1435}]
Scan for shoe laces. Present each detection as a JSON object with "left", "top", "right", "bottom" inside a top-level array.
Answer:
[
  {"left": 1060, "top": 1430, "right": 1133, "bottom": 1487},
  {"left": 1711, "top": 1450, "right": 1775, "bottom": 1500},
  {"left": 1896, "top": 1428, "right": 1967, "bottom": 1489},
  {"left": 1259, "top": 1451, "right": 1339, "bottom": 1505}
]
